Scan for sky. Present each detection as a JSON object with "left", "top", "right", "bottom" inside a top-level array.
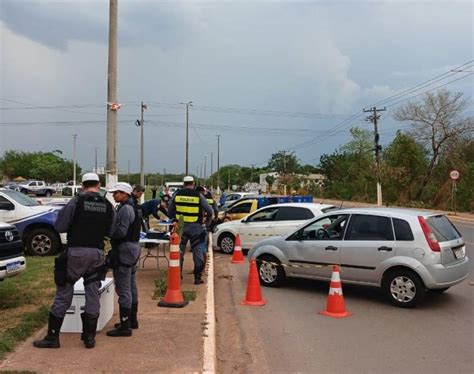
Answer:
[{"left": 0, "top": 0, "right": 473, "bottom": 176}]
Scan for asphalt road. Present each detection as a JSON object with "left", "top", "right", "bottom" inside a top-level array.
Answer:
[{"left": 215, "top": 220, "right": 473, "bottom": 373}]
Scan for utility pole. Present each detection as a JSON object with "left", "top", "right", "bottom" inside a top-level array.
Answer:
[
  {"left": 196, "top": 166, "right": 199, "bottom": 186},
  {"left": 94, "top": 147, "right": 98, "bottom": 173},
  {"left": 180, "top": 101, "right": 193, "bottom": 175},
  {"left": 210, "top": 152, "right": 213, "bottom": 190},
  {"left": 106, "top": 0, "right": 118, "bottom": 188},
  {"left": 217, "top": 135, "right": 221, "bottom": 194},
  {"left": 282, "top": 150, "right": 287, "bottom": 195},
  {"left": 73, "top": 134, "right": 77, "bottom": 186},
  {"left": 204, "top": 154, "right": 207, "bottom": 185},
  {"left": 127, "top": 160, "right": 130, "bottom": 183},
  {"left": 228, "top": 169, "right": 230, "bottom": 191},
  {"left": 138, "top": 102, "right": 147, "bottom": 190},
  {"left": 364, "top": 106, "right": 386, "bottom": 206}
]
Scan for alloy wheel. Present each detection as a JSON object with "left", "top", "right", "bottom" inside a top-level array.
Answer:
[{"left": 390, "top": 276, "right": 416, "bottom": 303}]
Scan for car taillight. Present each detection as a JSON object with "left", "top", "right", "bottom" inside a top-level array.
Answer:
[{"left": 418, "top": 216, "right": 440, "bottom": 252}]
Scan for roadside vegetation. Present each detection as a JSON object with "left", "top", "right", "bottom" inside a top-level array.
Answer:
[
  {"left": 153, "top": 271, "right": 196, "bottom": 302},
  {"left": 0, "top": 257, "right": 55, "bottom": 360}
]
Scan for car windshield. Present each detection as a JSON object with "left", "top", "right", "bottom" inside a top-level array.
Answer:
[
  {"left": 426, "top": 215, "right": 462, "bottom": 242},
  {"left": 2, "top": 189, "right": 39, "bottom": 206}
]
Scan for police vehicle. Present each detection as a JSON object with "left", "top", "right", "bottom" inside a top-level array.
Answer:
[
  {"left": 0, "top": 221, "right": 26, "bottom": 281},
  {"left": 0, "top": 188, "right": 65, "bottom": 256}
]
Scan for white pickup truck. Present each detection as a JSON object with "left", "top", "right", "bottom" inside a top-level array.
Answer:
[
  {"left": 0, "top": 188, "right": 66, "bottom": 256},
  {"left": 17, "top": 180, "right": 56, "bottom": 197}
]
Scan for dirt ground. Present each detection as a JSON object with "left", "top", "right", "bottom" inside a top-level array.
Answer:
[{"left": 0, "top": 249, "right": 207, "bottom": 373}]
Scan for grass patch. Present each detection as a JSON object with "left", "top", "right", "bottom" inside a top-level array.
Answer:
[
  {"left": 0, "top": 256, "right": 55, "bottom": 360},
  {"left": 153, "top": 271, "right": 196, "bottom": 302}
]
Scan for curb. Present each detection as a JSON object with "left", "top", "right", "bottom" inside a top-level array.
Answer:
[{"left": 203, "top": 234, "right": 216, "bottom": 373}]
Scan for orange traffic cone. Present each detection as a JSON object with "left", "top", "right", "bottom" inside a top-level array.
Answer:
[
  {"left": 158, "top": 224, "right": 188, "bottom": 308},
  {"left": 231, "top": 234, "right": 245, "bottom": 264},
  {"left": 319, "top": 265, "right": 352, "bottom": 318},
  {"left": 241, "top": 259, "right": 266, "bottom": 306}
]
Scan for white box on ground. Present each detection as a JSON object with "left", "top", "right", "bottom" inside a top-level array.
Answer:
[{"left": 61, "top": 277, "right": 115, "bottom": 333}]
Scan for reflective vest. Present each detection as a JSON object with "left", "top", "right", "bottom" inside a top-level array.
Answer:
[{"left": 174, "top": 188, "right": 202, "bottom": 224}]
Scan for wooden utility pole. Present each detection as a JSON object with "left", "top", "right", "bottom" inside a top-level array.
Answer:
[
  {"left": 364, "top": 106, "right": 386, "bottom": 206},
  {"left": 106, "top": 0, "right": 118, "bottom": 188},
  {"left": 204, "top": 155, "right": 207, "bottom": 185},
  {"left": 94, "top": 147, "right": 98, "bottom": 173},
  {"left": 180, "top": 101, "right": 193, "bottom": 175}
]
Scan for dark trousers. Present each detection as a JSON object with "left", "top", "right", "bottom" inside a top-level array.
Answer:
[{"left": 179, "top": 232, "right": 206, "bottom": 279}]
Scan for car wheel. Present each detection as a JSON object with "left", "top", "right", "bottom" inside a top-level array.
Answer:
[
  {"left": 45, "top": 191, "right": 52, "bottom": 197},
  {"left": 428, "top": 287, "right": 450, "bottom": 294},
  {"left": 20, "top": 189, "right": 28, "bottom": 194},
  {"left": 25, "top": 228, "right": 60, "bottom": 256},
  {"left": 383, "top": 269, "right": 425, "bottom": 308},
  {"left": 218, "top": 233, "right": 235, "bottom": 254},
  {"left": 256, "top": 254, "right": 286, "bottom": 287}
]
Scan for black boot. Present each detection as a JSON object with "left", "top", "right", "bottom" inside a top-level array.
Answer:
[
  {"left": 114, "top": 303, "right": 138, "bottom": 329},
  {"left": 130, "top": 303, "right": 139, "bottom": 329},
  {"left": 81, "top": 313, "right": 99, "bottom": 349},
  {"left": 33, "top": 312, "right": 63, "bottom": 349},
  {"left": 106, "top": 307, "right": 132, "bottom": 337}
]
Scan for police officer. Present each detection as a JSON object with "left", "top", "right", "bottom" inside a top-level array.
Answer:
[
  {"left": 106, "top": 182, "right": 142, "bottom": 337},
  {"left": 131, "top": 184, "right": 145, "bottom": 204},
  {"left": 168, "top": 176, "right": 213, "bottom": 285},
  {"left": 33, "top": 173, "right": 115, "bottom": 349},
  {"left": 196, "top": 186, "right": 218, "bottom": 234}
]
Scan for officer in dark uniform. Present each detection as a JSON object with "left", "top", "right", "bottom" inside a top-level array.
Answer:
[
  {"left": 106, "top": 182, "right": 142, "bottom": 337},
  {"left": 168, "top": 176, "right": 213, "bottom": 285},
  {"left": 33, "top": 173, "right": 115, "bottom": 349},
  {"left": 131, "top": 184, "right": 145, "bottom": 204},
  {"left": 196, "top": 186, "right": 218, "bottom": 235}
]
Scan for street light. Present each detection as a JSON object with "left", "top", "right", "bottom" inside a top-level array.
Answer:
[{"left": 179, "top": 101, "right": 193, "bottom": 175}]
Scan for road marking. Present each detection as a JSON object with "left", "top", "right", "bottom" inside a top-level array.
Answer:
[{"left": 203, "top": 233, "right": 216, "bottom": 374}]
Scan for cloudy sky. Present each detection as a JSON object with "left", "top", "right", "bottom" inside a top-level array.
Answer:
[{"left": 0, "top": 0, "right": 472, "bottom": 176}]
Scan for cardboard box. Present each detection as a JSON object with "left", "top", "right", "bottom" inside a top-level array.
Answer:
[{"left": 61, "top": 277, "right": 115, "bottom": 333}]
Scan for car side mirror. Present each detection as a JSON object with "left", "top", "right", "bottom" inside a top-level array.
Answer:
[{"left": 0, "top": 201, "right": 15, "bottom": 211}]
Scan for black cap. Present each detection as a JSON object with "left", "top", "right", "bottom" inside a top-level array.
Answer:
[{"left": 133, "top": 184, "right": 145, "bottom": 192}]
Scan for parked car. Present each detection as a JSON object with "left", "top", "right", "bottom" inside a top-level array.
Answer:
[
  {"left": 0, "top": 221, "right": 26, "bottom": 281},
  {"left": 213, "top": 203, "right": 337, "bottom": 254},
  {"left": 17, "top": 180, "right": 56, "bottom": 197},
  {"left": 4, "top": 182, "right": 19, "bottom": 190},
  {"left": 0, "top": 188, "right": 65, "bottom": 255},
  {"left": 248, "top": 207, "right": 469, "bottom": 308},
  {"left": 219, "top": 192, "right": 257, "bottom": 208},
  {"left": 51, "top": 183, "right": 67, "bottom": 192}
]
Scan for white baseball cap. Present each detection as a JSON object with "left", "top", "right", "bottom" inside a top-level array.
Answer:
[
  {"left": 183, "top": 175, "right": 194, "bottom": 183},
  {"left": 82, "top": 173, "right": 100, "bottom": 183},
  {"left": 108, "top": 182, "right": 133, "bottom": 195}
]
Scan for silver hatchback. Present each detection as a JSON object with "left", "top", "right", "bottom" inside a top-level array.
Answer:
[{"left": 247, "top": 208, "right": 469, "bottom": 308}]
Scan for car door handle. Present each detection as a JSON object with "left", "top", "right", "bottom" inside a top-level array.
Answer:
[
  {"left": 378, "top": 246, "right": 392, "bottom": 251},
  {"left": 325, "top": 246, "right": 338, "bottom": 251}
]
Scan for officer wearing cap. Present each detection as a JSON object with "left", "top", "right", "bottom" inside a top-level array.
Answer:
[
  {"left": 168, "top": 176, "right": 213, "bottom": 285},
  {"left": 33, "top": 173, "right": 115, "bottom": 349},
  {"left": 106, "top": 182, "right": 142, "bottom": 337}
]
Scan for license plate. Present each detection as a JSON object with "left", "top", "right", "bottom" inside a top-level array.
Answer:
[
  {"left": 453, "top": 246, "right": 465, "bottom": 259},
  {"left": 6, "top": 261, "right": 21, "bottom": 273}
]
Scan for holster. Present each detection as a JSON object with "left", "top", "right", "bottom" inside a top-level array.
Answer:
[
  {"left": 54, "top": 251, "right": 69, "bottom": 286},
  {"left": 106, "top": 249, "right": 119, "bottom": 270}
]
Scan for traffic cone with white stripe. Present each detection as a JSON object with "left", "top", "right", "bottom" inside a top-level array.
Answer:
[
  {"left": 319, "top": 265, "right": 352, "bottom": 318},
  {"left": 231, "top": 234, "right": 245, "bottom": 264},
  {"left": 158, "top": 225, "right": 188, "bottom": 308}
]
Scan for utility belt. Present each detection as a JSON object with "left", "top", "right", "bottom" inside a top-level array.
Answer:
[{"left": 54, "top": 248, "right": 108, "bottom": 287}]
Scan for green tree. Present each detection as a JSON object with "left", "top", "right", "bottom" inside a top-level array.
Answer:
[
  {"left": 393, "top": 89, "right": 473, "bottom": 199},
  {"left": 340, "top": 127, "right": 374, "bottom": 157},
  {"left": 382, "top": 131, "right": 428, "bottom": 203},
  {"left": 267, "top": 151, "right": 300, "bottom": 174}
]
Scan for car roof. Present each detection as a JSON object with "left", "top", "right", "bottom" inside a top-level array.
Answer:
[
  {"left": 336, "top": 207, "right": 440, "bottom": 218},
  {"left": 260, "top": 202, "right": 335, "bottom": 211}
]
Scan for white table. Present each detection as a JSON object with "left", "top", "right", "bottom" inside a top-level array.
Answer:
[{"left": 138, "top": 238, "right": 169, "bottom": 269}]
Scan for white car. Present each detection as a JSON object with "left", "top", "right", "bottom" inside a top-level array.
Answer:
[
  {"left": 213, "top": 203, "right": 338, "bottom": 254},
  {"left": 0, "top": 221, "right": 26, "bottom": 281},
  {"left": 220, "top": 192, "right": 257, "bottom": 208}
]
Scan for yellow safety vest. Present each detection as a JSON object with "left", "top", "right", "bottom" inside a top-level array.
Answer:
[{"left": 175, "top": 191, "right": 201, "bottom": 223}]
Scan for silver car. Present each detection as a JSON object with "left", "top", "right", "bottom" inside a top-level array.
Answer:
[{"left": 247, "top": 208, "right": 469, "bottom": 308}]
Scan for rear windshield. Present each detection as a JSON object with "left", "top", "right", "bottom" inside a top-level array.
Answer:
[{"left": 426, "top": 215, "right": 461, "bottom": 242}]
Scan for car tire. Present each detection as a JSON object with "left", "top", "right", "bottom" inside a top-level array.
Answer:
[
  {"left": 20, "top": 189, "right": 28, "bottom": 194},
  {"left": 218, "top": 233, "right": 235, "bottom": 254},
  {"left": 45, "top": 190, "right": 52, "bottom": 197},
  {"left": 383, "top": 269, "right": 426, "bottom": 308},
  {"left": 25, "top": 228, "right": 60, "bottom": 256},
  {"left": 428, "top": 287, "right": 450, "bottom": 294},
  {"left": 256, "top": 254, "right": 286, "bottom": 287}
]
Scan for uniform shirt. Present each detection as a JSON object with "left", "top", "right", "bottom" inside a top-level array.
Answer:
[
  {"left": 141, "top": 199, "right": 169, "bottom": 219},
  {"left": 111, "top": 197, "right": 140, "bottom": 265},
  {"left": 55, "top": 192, "right": 116, "bottom": 237}
]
